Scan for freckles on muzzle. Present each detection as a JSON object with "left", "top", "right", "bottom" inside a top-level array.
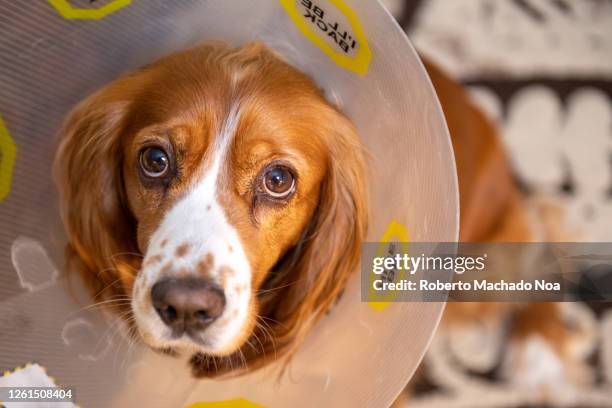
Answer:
[{"left": 132, "top": 243, "right": 253, "bottom": 355}]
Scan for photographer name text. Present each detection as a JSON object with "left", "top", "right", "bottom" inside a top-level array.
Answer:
[{"left": 372, "top": 279, "right": 561, "bottom": 292}]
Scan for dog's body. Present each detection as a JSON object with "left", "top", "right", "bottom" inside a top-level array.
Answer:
[
  {"left": 392, "top": 59, "right": 580, "bottom": 404},
  {"left": 425, "top": 57, "right": 570, "bottom": 346}
]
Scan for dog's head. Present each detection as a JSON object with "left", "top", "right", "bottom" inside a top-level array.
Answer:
[{"left": 54, "top": 42, "right": 367, "bottom": 376}]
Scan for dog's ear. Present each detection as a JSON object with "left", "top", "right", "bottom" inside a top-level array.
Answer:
[
  {"left": 54, "top": 87, "right": 138, "bottom": 301},
  {"left": 258, "top": 108, "right": 368, "bottom": 363}
]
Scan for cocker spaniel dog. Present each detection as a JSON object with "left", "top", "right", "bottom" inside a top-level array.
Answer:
[{"left": 54, "top": 42, "right": 368, "bottom": 377}]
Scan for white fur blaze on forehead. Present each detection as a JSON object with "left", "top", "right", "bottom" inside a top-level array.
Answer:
[
  {"left": 148, "top": 104, "right": 243, "bottom": 266},
  {"left": 133, "top": 105, "right": 252, "bottom": 352},
  {"left": 147, "top": 155, "right": 249, "bottom": 275},
  {"left": 217, "top": 104, "right": 240, "bottom": 151}
]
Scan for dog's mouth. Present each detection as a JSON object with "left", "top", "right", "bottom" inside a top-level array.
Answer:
[
  {"left": 137, "top": 323, "right": 236, "bottom": 357},
  {"left": 151, "top": 346, "right": 180, "bottom": 357}
]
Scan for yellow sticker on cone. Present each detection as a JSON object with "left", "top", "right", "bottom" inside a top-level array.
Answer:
[
  {"left": 49, "top": 0, "right": 131, "bottom": 20},
  {"left": 186, "top": 399, "right": 265, "bottom": 408},
  {"left": 280, "top": 0, "right": 372, "bottom": 75},
  {"left": 368, "top": 220, "right": 409, "bottom": 312},
  {"left": 0, "top": 116, "right": 17, "bottom": 203}
]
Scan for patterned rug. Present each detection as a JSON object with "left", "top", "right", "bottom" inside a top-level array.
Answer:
[{"left": 381, "top": 0, "right": 612, "bottom": 406}]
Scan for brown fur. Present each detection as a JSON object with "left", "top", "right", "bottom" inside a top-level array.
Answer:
[
  {"left": 398, "top": 58, "right": 573, "bottom": 395},
  {"left": 54, "top": 42, "right": 368, "bottom": 377}
]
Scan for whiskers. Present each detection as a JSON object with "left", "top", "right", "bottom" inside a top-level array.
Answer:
[
  {"left": 64, "top": 262, "right": 141, "bottom": 370},
  {"left": 255, "top": 279, "right": 302, "bottom": 296},
  {"left": 252, "top": 314, "right": 279, "bottom": 361},
  {"left": 190, "top": 352, "right": 221, "bottom": 376},
  {"left": 91, "top": 306, "right": 143, "bottom": 371}
]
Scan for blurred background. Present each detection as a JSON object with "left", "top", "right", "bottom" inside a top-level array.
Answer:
[{"left": 380, "top": 0, "right": 612, "bottom": 407}]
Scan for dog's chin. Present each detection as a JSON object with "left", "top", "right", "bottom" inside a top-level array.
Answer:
[{"left": 138, "top": 329, "right": 248, "bottom": 360}]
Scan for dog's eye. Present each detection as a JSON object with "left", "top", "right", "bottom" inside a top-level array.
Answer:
[
  {"left": 140, "top": 147, "right": 170, "bottom": 178},
  {"left": 262, "top": 165, "right": 295, "bottom": 198}
]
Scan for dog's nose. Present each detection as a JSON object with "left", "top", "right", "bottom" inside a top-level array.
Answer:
[{"left": 151, "top": 278, "right": 225, "bottom": 334}]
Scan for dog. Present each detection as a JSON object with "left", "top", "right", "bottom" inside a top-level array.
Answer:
[
  {"left": 55, "top": 39, "right": 576, "bottom": 394},
  {"left": 53, "top": 42, "right": 368, "bottom": 377}
]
